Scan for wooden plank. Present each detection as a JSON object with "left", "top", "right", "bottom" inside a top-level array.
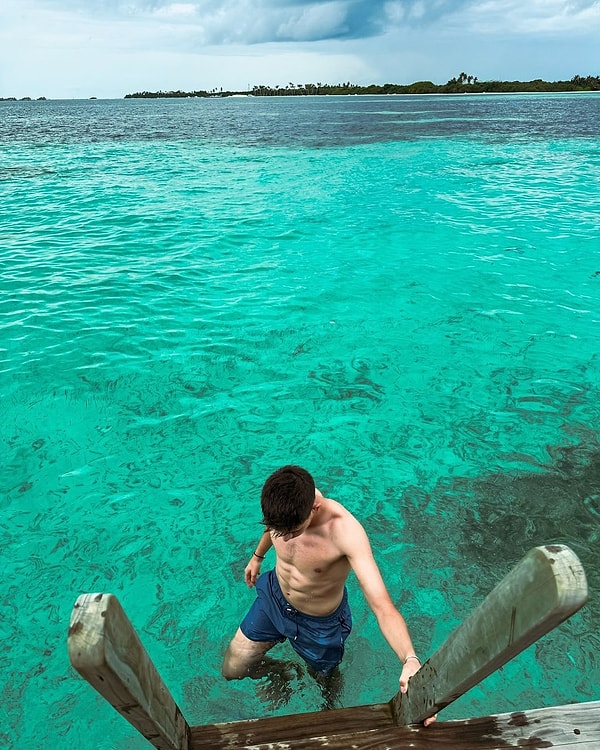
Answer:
[
  {"left": 392, "top": 544, "right": 588, "bottom": 726},
  {"left": 189, "top": 701, "right": 600, "bottom": 749},
  {"left": 68, "top": 593, "right": 190, "bottom": 750},
  {"left": 190, "top": 703, "right": 393, "bottom": 749}
]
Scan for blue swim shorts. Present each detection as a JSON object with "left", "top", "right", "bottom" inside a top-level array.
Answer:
[{"left": 240, "top": 569, "right": 352, "bottom": 674}]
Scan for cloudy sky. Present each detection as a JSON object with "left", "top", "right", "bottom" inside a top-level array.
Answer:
[{"left": 1, "top": 0, "right": 599, "bottom": 99}]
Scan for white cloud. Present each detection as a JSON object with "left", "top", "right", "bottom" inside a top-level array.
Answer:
[
  {"left": 456, "top": 0, "right": 600, "bottom": 34},
  {"left": 408, "top": 1, "right": 427, "bottom": 20},
  {"left": 275, "top": 2, "right": 350, "bottom": 41},
  {"left": 152, "top": 3, "right": 198, "bottom": 20},
  {"left": 384, "top": 1, "right": 407, "bottom": 23}
]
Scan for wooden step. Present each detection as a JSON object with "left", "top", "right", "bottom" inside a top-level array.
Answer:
[
  {"left": 189, "top": 703, "right": 392, "bottom": 748},
  {"left": 189, "top": 700, "right": 600, "bottom": 750}
]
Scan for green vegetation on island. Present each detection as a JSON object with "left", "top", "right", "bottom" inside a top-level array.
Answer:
[
  {"left": 124, "top": 73, "right": 600, "bottom": 99},
  {"left": 0, "top": 96, "right": 47, "bottom": 101},
  {"left": 2, "top": 74, "right": 598, "bottom": 102}
]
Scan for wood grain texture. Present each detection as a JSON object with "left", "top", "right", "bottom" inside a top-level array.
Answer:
[
  {"left": 189, "top": 701, "right": 600, "bottom": 749},
  {"left": 190, "top": 703, "right": 393, "bottom": 748},
  {"left": 68, "top": 593, "right": 190, "bottom": 750},
  {"left": 391, "top": 544, "right": 588, "bottom": 725}
]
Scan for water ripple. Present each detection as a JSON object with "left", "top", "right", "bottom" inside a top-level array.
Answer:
[{"left": 2, "top": 96, "right": 600, "bottom": 747}]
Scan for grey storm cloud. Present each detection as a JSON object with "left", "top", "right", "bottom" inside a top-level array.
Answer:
[
  {"left": 33, "top": 0, "right": 600, "bottom": 43},
  {"left": 35, "top": 0, "right": 475, "bottom": 42}
]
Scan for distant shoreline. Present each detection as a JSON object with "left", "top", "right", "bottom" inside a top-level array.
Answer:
[
  {"left": 2, "top": 75, "right": 598, "bottom": 102},
  {"left": 123, "top": 75, "right": 600, "bottom": 99}
]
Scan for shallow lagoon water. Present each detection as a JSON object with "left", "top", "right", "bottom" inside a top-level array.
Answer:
[{"left": 1, "top": 94, "right": 599, "bottom": 748}]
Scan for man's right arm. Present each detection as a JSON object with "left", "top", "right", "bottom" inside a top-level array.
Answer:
[{"left": 244, "top": 530, "right": 273, "bottom": 587}]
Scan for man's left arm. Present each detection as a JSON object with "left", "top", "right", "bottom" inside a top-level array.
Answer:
[{"left": 339, "top": 517, "right": 432, "bottom": 715}]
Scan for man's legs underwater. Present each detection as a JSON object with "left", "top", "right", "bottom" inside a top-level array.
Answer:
[
  {"left": 222, "top": 627, "right": 279, "bottom": 680},
  {"left": 309, "top": 665, "right": 344, "bottom": 710},
  {"left": 222, "top": 627, "right": 304, "bottom": 709}
]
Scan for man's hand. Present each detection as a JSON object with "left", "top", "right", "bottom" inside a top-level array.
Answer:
[
  {"left": 399, "top": 657, "right": 420, "bottom": 694},
  {"left": 244, "top": 557, "right": 262, "bottom": 588},
  {"left": 399, "top": 660, "right": 437, "bottom": 727}
]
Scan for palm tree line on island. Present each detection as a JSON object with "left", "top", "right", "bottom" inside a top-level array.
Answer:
[
  {"left": 123, "top": 73, "right": 600, "bottom": 99},
  {"left": 0, "top": 95, "right": 48, "bottom": 101},
  {"left": 2, "top": 73, "right": 598, "bottom": 102}
]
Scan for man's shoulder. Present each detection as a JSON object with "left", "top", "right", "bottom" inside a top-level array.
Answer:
[
  {"left": 323, "top": 497, "right": 356, "bottom": 520},
  {"left": 322, "top": 498, "right": 364, "bottom": 536}
]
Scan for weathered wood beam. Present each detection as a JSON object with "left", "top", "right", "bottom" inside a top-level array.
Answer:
[
  {"left": 68, "top": 592, "right": 190, "bottom": 750},
  {"left": 190, "top": 703, "right": 394, "bottom": 748},
  {"left": 391, "top": 544, "right": 588, "bottom": 726},
  {"left": 189, "top": 700, "right": 600, "bottom": 749}
]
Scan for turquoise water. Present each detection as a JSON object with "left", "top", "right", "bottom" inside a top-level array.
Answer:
[{"left": 1, "top": 94, "right": 599, "bottom": 748}]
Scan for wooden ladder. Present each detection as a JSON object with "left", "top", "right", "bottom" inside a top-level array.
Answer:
[{"left": 68, "top": 544, "right": 595, "bottom": 749}]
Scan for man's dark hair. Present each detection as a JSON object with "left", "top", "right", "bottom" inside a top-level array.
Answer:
[{"left": 261, "top": 465, "right": 316, "bottom": 534}]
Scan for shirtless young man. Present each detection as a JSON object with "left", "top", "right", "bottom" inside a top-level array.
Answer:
[{"left": 222, "top": 465, "right": 433, "bottom": 722}]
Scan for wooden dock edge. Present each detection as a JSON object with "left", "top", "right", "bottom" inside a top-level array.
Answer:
[
  {"left": 189, "top": 700, "right": 600, "bottom": 749},
  {"left": 68, "top": 592, "right": 190, "bottom": 750},
  {"left": 391, "top": 544, "right": 588, "bottom": 725}
]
